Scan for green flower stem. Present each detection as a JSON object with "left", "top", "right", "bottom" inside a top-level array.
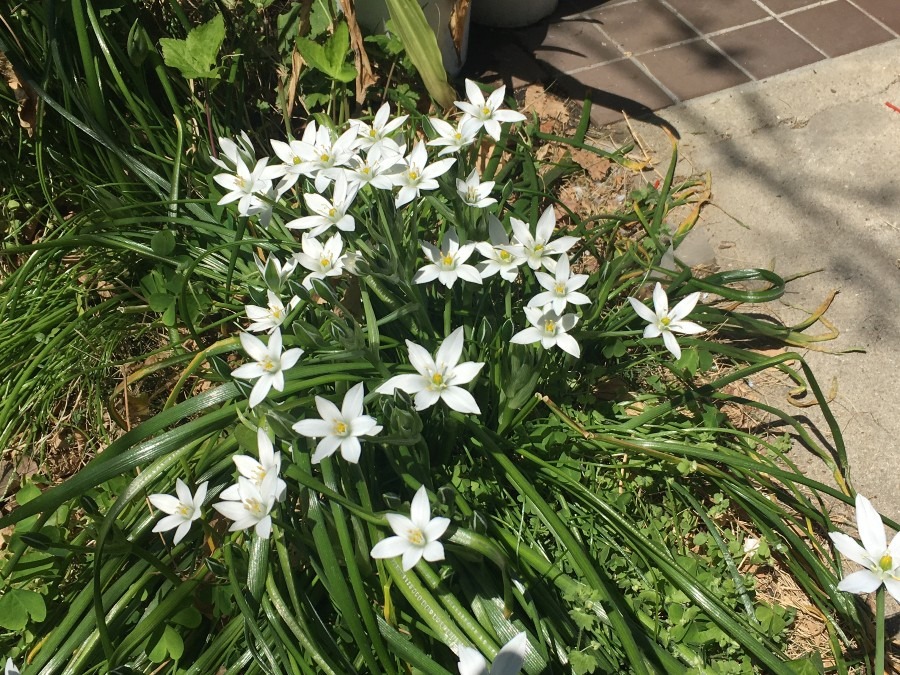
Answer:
[
  {"left": 415, "top": 561, "right": 501, "bottom": 658},
  {"left": 320, "top": 459, "right": 393, "bottom": 672},
  {"left": 875, "top": 585, "right": 885, "bottom": 675},
  {"left": 265, "top": 574, "right": 340, "bottom": 675},
  {"left": 444, "top": 290, "right": 452, "bottom": 336},
  {"left": 465, "top": 420, "right": 651, "bottom": 675},
  {"left": 384, "top": 557, "right": 470, "bottom": 647}
]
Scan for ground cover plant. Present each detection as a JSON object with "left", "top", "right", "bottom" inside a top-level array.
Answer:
[{"left": 0, "top": 0, "right": 894, "bottom": 673}]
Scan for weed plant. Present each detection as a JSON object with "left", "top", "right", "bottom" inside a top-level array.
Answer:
[{"left": 0, "top": 1, "right": 883, "bottom": 674}]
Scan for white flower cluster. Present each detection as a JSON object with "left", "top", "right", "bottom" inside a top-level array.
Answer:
[{"left": 150, "top": 80, "right": 533, "bottom": 548}]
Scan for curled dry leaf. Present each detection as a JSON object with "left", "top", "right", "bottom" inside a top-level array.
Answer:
[
  {"left": 338, "top": 0, "right": 377, "bottom": 104},
  {"left": 1, "top": 52, "right": 37, "bottom": 135},
  {"left": 449, "top": 0, "right": 472, "bottom": 60}
]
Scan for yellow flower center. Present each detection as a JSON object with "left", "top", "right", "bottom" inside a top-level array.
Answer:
[
  {"left": 441, "top": 254, "right": 454, "bottom": 267},
  {"left": 499, "top": 250, "right": 511, "bottom": 262},
  {"left": 408, "top": 528, "right": 425, "bottom": 546},
  {"left": 243, "top": 497, "right": 264, "bottom": 516},
  {"left": 661, "top": 316, "right": 671, "bottom": 327},
  {"left": 481, "top": 106, "right": 491, "bottom": 116},
  {"left": 879, "top": 554, "right": 894, "bottom": 572},
  {"left": 177, "top": 504, "right": 191, "bottom": 517},
  {"left": 534, "top": 244, "right": 544, "bottom": 252},
  {"left": 361, "top": 166, "right": 371, "bottom": 174},
  {"left": 431, "top": 373, "right": 444, "bottom": 387},
  {"left": 320, "top": 153, "right": 330, "bottom": 162},
  {"left": 555, "top": 283, "right": 566, "bottom": 295},
  {"left": 544, "top": 320, "right": 556, "bottom": 334},
  {"left": 236, "top": 177, "right": 246, "bottom": 189},
  {"left": 466, "top": 187, "right": 479, "bottom": 202},
  {"left": 292, "top": 156, "right": 301, "bottom": 165},
  {"left": 409, "top": 170, "right": 419, "bottom": 181},
  {"left": 334, "top": 421, "right": 348, "bottom": 436},
  {"left": 320, "top": 257, "right": 333, "bottom": 269},
  {"left": 454, "top": 132, "right": 462, "bottom": 140},
  {"left": 261, "top": 356, "right": 277, "bottom": 373},
  {"left": 271, "top": 306, "right": 283, "bottom": 319},
  {"left": 369, "top": 129, "right": 377, "bottom": 137}
]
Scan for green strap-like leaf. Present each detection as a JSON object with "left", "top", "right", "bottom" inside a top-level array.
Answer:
[{"left": 384, "top": 0, "right": 455, "bottom": 109}]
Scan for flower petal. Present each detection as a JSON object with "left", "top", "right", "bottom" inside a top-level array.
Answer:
[
  {"left": 837, "top": 569, "right": 882, "bottom": 595},
  {"left": 458, "top": 648, "right": 490, "bottom": 675},
  {"left": 424, "top": 516, "right": 451, "bottom": 542},
  {"left": 341, "top": 382, "right": 366, "bottom": 420},
  {"left": 409, "top": 486, "right": 432, "bottom": 528},
  {"left": 628, "top": 296, "right": 658, "bottom": 325},
  {"left": 377, "top": 374, "right": 428, "bottom": 396},
  {"left": 149, "top": 494, "right": 180, "bottom": 514},
  {"left": 662, "top": 330, "right": 682, "bottom": 360},
  {"left": 311, "top": 435, "right": 342, "bottom": 463},
  {"left": 856, "top": 493, "right": 887, "bottom": 556},
  {"left": 401, "top": 545, "right": 424, "bottom": 571},
  {"left": 339, "top": 436, "right": 362, "bottom": 463},
  {"left": 421, "top": 540, "right": 445, "bottom": 563},
  {"left": 407, "top": 340, "right": 437, "bottom": 377},
  {"left": 652, "top": 282, "right": 669, "bottom": 317},
  {"left": 371, "top": 535, "right": 410, "bottom": 560},
  {"left": 884, "top": 577, "right": 900, "bottom": 604},
  {"left": 492, "top": 632, "right": 529, "bottom": 675},
  {"left": 440, "top": 387, "right": 482, "bottom": 414},
  {"left": 293, "top": 419, "right": 334, "bottom": 438},
  {"left": 669, "top": 291, "right": 702, "bottom": 322},
  {"left": 435, "top": 327, "right": 465, "bottom": 369}
]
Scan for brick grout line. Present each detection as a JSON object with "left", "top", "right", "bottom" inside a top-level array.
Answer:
[
  {"left": 583, "top": 15, "right": 682, "bottom": 104},
  {"left": 749, "top": 0, "right": 832, "bottom": 57},
  {"left": 843, "top": 0, "right": 900, "bottom": 37},
  {"left": 656, "top": 0, "right": 758, "bottom": 81}
]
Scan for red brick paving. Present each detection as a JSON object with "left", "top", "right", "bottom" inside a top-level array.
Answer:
[{"left": 464, "top": 0, "right": 899, "bottom": 126}]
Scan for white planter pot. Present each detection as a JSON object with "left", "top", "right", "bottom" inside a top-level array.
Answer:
[
  {"left": 355, "top": 0, "right": 470, "bottom": 76},
  {"left": 472, "top": 0, "right": 559, "bottom": 27}
]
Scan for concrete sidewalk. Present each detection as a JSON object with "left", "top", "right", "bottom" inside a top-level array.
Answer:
[{"left": 603, "top": 39, "right": 900, "bottom": 519}]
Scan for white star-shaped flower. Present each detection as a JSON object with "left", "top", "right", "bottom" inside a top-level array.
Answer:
[
  {"left": 245, "top": 290, "right": 299, "bottom": 333},
  {"left": 394, "top": 141, "right": 455, "bottom": 207},
  {"left": 427, "top": 117, "right": 482, "bottom": 156},
  {"left": 148, "top": 479, "right": 208, "bottom": 545},
  {"left": 341, "top": 144, "right": 404, "bottom": 190},
  {"left": 414, "top": 228, "right": 482, "bottom": 288},
  {"left": 627, "top": 282, "right": 705, "bottom": 360},
  {"left": 269, "top": 137, "right": 313, "bottom": 196},
  {"left": 510, "top": 306, "right": 580, "bottom": 358},
  {"left": 231, "top": 428, "right": 287, "bottom": 501},
  {"left": 475, "top": 215, "right": 526, "bottom": 282},
  {"left": 293, "top": 122, "right": 358, "bottom": 192},
  {"left": 213, "top": 156, "right": 281, "bottom": 218},
  {"left": 293, "top": 232, "right": 355, "bottom": 290},
  {"left": 292, "top": 383, "right": 383, "bottom": 464},
  {"left": 508, "top": 206, "right": 578, "bottom": 270},
  {"left": 370, "top": 486, "right": 450, "bottom": 571},
  {"left": 454, "top": 79, "right": 526, "bottom": 141},
  {"left": 349, "top": 102, "right": 408, "bottom": 150},
  {"left": 211, "top": 132, "right": 255, "bottom": 172},
  {"left": 376, "top": 326, "right": 484, "bottom": 414},
  {"left": 286, "top": 174, "right": 359, "bottom": 237},
  {"left": 457, "top": 168, "right": 496, "bottom": 208},
  {"left": 232, "top": 328, "right": 304, "bottom": 408},
  {"left": 527, "top": 254, "right": 590, "bottom": 314},
  {"left": 212, "top": 474, "right": 279, "bottom": 539},
  {"left": 457, "top": 632, "right": 528, "bottom": 675},
  {"left": 829, "top": 493, "right": 900, "bottom": 602}
]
